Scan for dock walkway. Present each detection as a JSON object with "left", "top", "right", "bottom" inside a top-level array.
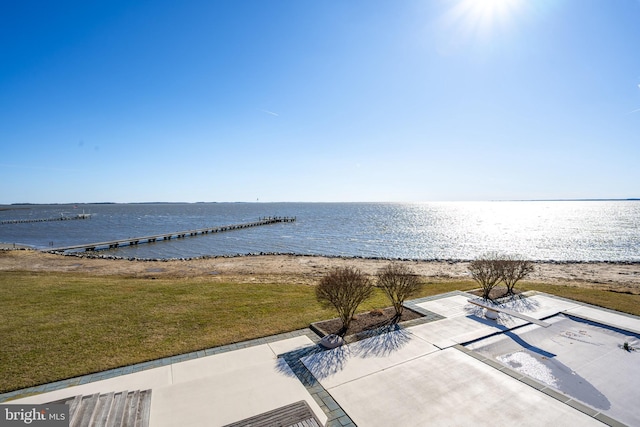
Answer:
[
  {"left": 45, "top": 216, "right": 295, "bottom": 253},
  {"left": 1, "top": 213, "right": 91, "bottom": 225}
]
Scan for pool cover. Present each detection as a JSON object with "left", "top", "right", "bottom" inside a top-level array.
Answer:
[{"left": 466, "top": 314, "right": 640, "bottom": 426}]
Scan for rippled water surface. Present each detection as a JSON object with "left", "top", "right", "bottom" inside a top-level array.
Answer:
[{"left": 1, "top": 201, "right": 638, "bottom": 261}]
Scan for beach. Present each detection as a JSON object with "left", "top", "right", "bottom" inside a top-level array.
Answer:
[{"left": 1, "top": 249, "right": 639, "bottom": 294}]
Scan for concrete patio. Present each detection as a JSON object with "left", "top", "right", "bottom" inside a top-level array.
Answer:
[{"left": 2, "top": 291, "right": 638, "bottom": 426}]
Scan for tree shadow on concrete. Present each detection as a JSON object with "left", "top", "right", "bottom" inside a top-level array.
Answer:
[
  {"left": 274, "top": 345, "right": 350, "bottom": 386},
  {"left": 500, "top": 293, "right": 542, "bottom": 313},
  {"left": 274, "top": 325, "right": 413, "bottom": 384},
  {"left": 350, "top": 324, "right": 412, "bottom": 359},
  {"left": 463, "top": 294, "right": 542, "bottom": 329},
  {"left": 299, "top": 345, "right": 352, "bottom": 382}
]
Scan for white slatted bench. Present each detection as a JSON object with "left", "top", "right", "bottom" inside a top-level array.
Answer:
[{"left": 467, "top": 298, "right": 551, "bottom": 327}]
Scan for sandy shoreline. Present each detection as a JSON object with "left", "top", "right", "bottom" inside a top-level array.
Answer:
[{"left": 1, "top": 249, "right": 639, "bottom": 294}]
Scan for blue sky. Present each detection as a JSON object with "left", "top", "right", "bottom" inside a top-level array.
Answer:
[{"left": 1, "top": 0, "right": 639, "bottom": 203}]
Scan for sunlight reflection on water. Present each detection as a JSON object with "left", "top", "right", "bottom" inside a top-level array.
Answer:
[{"left": 1, "top": 201, "right": 638, "bottom": 261}]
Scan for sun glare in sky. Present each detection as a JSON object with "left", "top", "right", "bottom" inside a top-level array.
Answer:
[
  {"left": 471, "top": 0, "right": 522, "bottom": 14},
  {"left": 433, "top": 0, "right": 534, "bottom": 61},
  {"left": 463, "top": 0, "right": 523, "bottom": 22},
  {"left": 1, "top": 1, "right": 639, "bottom": 203},
  {"left": 441, "top": 0, "right": 525, "bottom": 43}
]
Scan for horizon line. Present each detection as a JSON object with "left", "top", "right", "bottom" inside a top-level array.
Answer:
[{"left": 3, "top": 198, "right": 639, "bottom": 206}]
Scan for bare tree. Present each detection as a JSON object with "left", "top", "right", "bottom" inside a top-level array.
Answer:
[
  {"left": 316, "top": 267, "right": 373, "bottom": 334},
  {"left": 377, "top": 263, "right": 421, "bottom": 317},
  {"left": 500, "top": 256, "right": 534, "bottom": 295},
  {"left": 468, "top": 253, "right": 504, "bottom": 300}
]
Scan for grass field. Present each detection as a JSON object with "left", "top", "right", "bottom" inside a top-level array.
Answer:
[{"left": 1, "top": 271, "right": 638, "bottom": 394}]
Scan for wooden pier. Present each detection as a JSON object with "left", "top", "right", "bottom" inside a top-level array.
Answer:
[
  {"left": 45, "top": 216, "right": 296, "bottom": 253},
  {"left": 1, "top": 213, "right": 91, "bottom": 225}
]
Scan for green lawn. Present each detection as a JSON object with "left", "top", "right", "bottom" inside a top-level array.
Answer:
[
  {"left": 520, "top": 282, "right": 640, "bottom": 317},
  {"left": 0, "top": 271, "right": 637, "bottom": 394}
]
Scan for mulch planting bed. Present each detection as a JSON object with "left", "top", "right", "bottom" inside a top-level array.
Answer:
[{"left": 313, "top": 306, "right": 424, "bottom": 337}]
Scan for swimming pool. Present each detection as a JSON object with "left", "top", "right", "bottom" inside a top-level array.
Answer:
[{"left": 465, "top": 314, "right": 640, "bottom": 426}]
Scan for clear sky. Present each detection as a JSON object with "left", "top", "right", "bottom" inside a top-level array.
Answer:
[{"left": 1, "top": 0, "right": 639, "bottom": 203}]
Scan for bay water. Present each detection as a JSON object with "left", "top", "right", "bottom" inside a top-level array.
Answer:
[{"left": 0, "top": 201, "right": 638, "bottom": 262}]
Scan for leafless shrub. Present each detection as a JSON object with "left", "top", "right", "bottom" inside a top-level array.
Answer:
[
  {"left": 500, "top": 256, "right": 534, "bottom": 295},
  {"left": 469, "top": 253, "right": 535, "bottom": 299},
  {"left": 377, "top": 263, "right": 422, "bottom": 316},
  {"left": 316, "top": 267, "right": 373, "bottom": 334},
  {"left": 468, "top": 253, "right": 504, "bottom": 300}
]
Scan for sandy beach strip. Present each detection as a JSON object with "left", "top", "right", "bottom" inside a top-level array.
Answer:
[{"left": 1, "top": 249, "right": 639, "bottom": 294}]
